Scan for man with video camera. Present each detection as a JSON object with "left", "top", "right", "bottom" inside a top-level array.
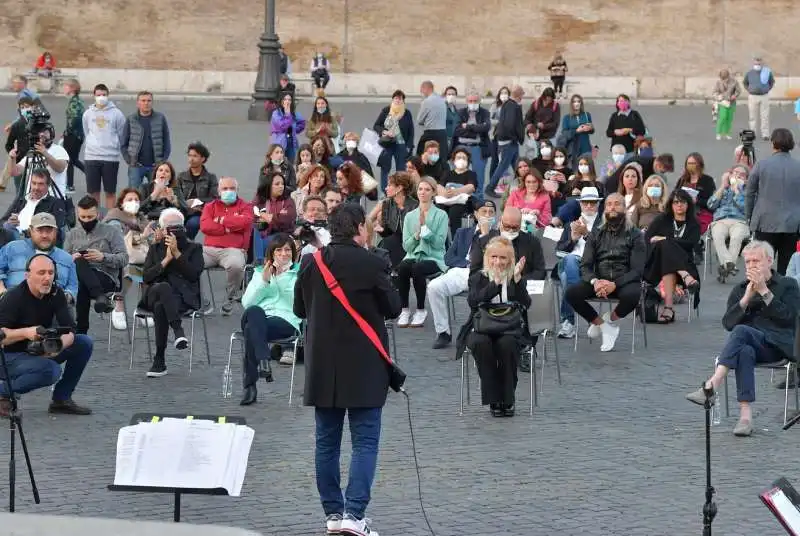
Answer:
[
  {"left": 9, "top": 110, "right": 69, "bottom": 196},
  {"left": 294, "top": 195, "right": 331, "bottom": 257},
  {"left": 0, "top": 254, "right": 92, "bottom": 417}
]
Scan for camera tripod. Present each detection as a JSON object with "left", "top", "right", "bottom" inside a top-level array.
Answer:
[
  {"left": 0, "top": 332, "right": 41, "bottom": 512},
  {"left": 15, "top": 147, "right": 50, "bottom": 203}
]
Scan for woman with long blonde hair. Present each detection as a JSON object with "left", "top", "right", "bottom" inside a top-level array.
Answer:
[{"left": 630, "top": 174, "right": 667, "bottom": 230}]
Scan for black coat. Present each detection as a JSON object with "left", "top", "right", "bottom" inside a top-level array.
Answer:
[
  {"left": 294, "top": 240, "right": 402, "bottom": 408},
  {"left": 1, "top": 194, "right": 66, "bottom": 229},
  {"left": 337, "top": 148, "right": 374, "bottom": 178},
  {"left": 373, "top": 107, "right": 415, "bottom": 154},
  {"left": 605, "top": 110, "right": 646, "bottom": 153},
  {"left": 140, "top": 240, "right": 204, "bottom": 311},
  {"left": 469, "top": 230, "right": 547, "bottom": 280},
  {"left": 452, "top": 107, "right": 491, "bottom": 157}
]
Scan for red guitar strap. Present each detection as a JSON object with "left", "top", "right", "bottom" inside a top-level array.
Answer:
[{"left": 311, "top": 250, "right": 393, "bottom": 365}]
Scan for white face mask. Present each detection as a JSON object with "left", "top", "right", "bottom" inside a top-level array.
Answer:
[
  {"left": 467, "top": 103, "right": 479, "bottom": 112},
  {"left": 554, "top": 157, "right": 565, "bottom": 166},
  {"left": 499, "top": 94, "right": 509, "bottom": 102},
  {"left": 578, "top": 164, "right": 590, "bottom": 175},
  {"left": 612, "top": 154, "right": 625, "bottom": 164},
  {"left": 95, "top": 95, "right": 108, "bottom": 107},
  {"left": 753, "top": 64, "right": 762, "bottom": 71},
  {"left": 345, "top": 140, "right": 357, "bottom": 150},
  {"left": 454, "top": 158, "right": 468, "bottom": 170},
  {"left": 540, "top": 147, "right": 552, "bottom": 158},
  {"left": 122, "top": 200, "right": 140, "bottom": 215},
  {"left": 501, "top": 230, "right": 519, "bottom": 241},
  {"left": 445, "top": 95, "right": 456, "bottom": 104}
]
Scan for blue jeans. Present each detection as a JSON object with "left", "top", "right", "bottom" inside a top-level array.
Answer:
[
  {"left": 185, "top": 214, "right": 202, "bottom": 239},
  {"left": 718, "top": 325, "right": 784, "bottom": 403},
  {"left": 558, "top": 254, "right": 581, "bottom": 323},
  {"left": 377, "top": 144, "right": 409, "bottom": 192},
  {"left": 252, "top": 228, "right": 278, "bottom": 264},
  {"left": 241, "top": 306, "right": 297, "bottom": 387},
  {"left": 466, "top": 145, "right": 486, "bottom": 201},
  {"left": 2, "top": 223, "right": 20, "bottom": 241},
  {"left": 128, "top": 165, "right": 152, "bottom": 189},
  {"left": 487, "top": 142, "right": 519, "bottom": 191},
  {"left": 0, "top": 334, "right": 93, "bottom": 401},
  {"left": 315, "top": 406, "right": 382, "bottom": 519}
]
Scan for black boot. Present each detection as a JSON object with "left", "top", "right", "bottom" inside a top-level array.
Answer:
[{"left": 240, "top": 385, "right": 257, "bottom": 406}]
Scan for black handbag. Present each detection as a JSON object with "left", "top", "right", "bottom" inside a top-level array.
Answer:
[{"left": 473, "top": 302, "right": 523, "bottom": 336}]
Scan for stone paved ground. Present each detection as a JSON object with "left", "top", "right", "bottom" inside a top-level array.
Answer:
[{"left": 0, "top": 96, "right": 798, "bottom": 535}]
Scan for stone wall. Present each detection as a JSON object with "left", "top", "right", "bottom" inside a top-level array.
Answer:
[{"left": 2, "top": 0, "right": 798, "bottom": 76}]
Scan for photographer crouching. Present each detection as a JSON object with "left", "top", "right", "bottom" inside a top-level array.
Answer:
[{"left": 0, "top": 254, "right": 92, "bottom": 417}]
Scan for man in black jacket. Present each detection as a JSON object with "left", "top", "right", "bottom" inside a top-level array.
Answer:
[
  {"left": 686, "top": 240, "right": 800, "bottom": 437},
  {"left": 453, "top": 89, "right": 491, "bottom": 198},
  {"left": 565, "top": 193, "right": 646, "bottom": 352},
  {"left": 485, "top": 85, "right": 525, "bottom": 198},
  {"left": 294, "top": 203, "right": 401, "bottom": 536},
  {"left": 1, "top": 168, "right": 65, "bottom": 238},
  {"left": 470, "top": 206, "right": 546, "bottom": 280}
]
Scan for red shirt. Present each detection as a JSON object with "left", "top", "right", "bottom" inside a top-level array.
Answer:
[{"left": 200, "top": 198, "right": 253, "bottom": 250}]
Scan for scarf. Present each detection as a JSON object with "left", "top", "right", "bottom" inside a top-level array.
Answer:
[
  {"left": 760, "top": 66, "right": 772, "bottom": 86},
  {"left": 390, "top": 103, "right": 405, "bottom": 117}
]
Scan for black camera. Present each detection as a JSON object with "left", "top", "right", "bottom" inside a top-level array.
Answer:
[
  {"left": 294, "top": 219, "right": 327, "bottom": 245},
  {"left": 23, "top": 106, "right": 54, "bottom": 148},
  {"left": 27, "top": 326, "right": 72, "bottom": 356},
  {"left": 739, "top": 129, "right": 756, "bottom": 148}
]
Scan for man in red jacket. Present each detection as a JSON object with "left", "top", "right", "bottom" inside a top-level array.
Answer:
[{"left": 200, "top": 177, "right": 252, "bottom": 315}]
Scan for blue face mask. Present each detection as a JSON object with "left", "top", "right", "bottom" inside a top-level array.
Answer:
[
  {"left": 429, "top": 153, "right": 440, "bottom": 164},
  {"left": 646, "top": 186, "right": 662, "bottom": 198},
  {"left": 220, "top": 191, "right": 238, "bottom": 205}
]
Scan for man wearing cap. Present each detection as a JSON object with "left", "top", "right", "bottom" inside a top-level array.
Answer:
[
  {"left": 0, "top": 212, "right": 78, "bottom": 300},
  {"left": 555, "top": 187, "right": 603, "bottom": 339},
  {"left": 428, "top": 199, "right": 497, "bottom": 349},
  {"left": 743, "top": 56, "right": 775, "bottom": 141}
]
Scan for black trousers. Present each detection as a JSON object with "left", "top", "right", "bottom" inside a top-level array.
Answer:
[
  {"left": 439, "top": 203, "right": 470, "bottom": 238},
  {"left": 395, "top": 259, "right": 440, "bottom": 308},
  {"left": 142, "top": 282, "right": 187, "bottom": 358},
  {"left": 74, "top": 258, "right": 117, "bottom": 334},
  {"left": 62, "top": 133, "right": 85, "bottom": 188},
  {"left": 755, "top": 231, "right": 797, "bottom": 275},
  {"left": 469, "top": 332, "right": 519, "bottom": 406},
  {"left": 240, "top": 306, "right": 296, "bottom": 388},
  {"left": 565, "top": 280, "right": 641, "bottom": 323},
  {"left": 551, "top": 76, "right": 565, "bottom": 94},
  {"left": 312, "top": 70, "right": 330, "bottom": 89},
  {"left": 416, "top": 129, "right": 450, "bottom": 157}
]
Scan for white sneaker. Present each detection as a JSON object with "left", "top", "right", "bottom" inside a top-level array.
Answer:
[
  {"left": 724, "top": 135, "right": 733, "bottom": 140},
  {"left": 340, "top": 514, "right": 379, "bottom": 536},
  {"left": 716, "top": 134, "right": 722, "bottom": 141},
  {"left": 396, "top": 308, "right": 411, "bottom": 327},
  {"left": 111, "top": 310, "right": 127, "bottom": 331},
  {"left": 279, "top": 352, "right": 295, "bottom": 365},
  {"left": 587, "top": 322, "right": 602, "bottom": 339},
  {"left": 600, "top": 319, "right": 621, "bottom": 352},
  {"left": 557, "top": 319, "right": 575, "bottom": 339},
  {"left": 410, "top": 309, "right": 427, "bottom": 327},
  {"left": 326, "top": 513, "right": 342, "bottom": 535}
]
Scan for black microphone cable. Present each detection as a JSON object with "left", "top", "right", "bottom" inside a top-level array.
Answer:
[{"left": 400, "top": 388, "right": 437, "bottom": 536}]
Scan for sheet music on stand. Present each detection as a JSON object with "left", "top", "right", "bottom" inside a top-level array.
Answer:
[
  {"left": 113, "top": 417, "right": 254, "bottom": 497},
  {"left": 760, "top": 477, "right": 800, "bottom": 535}
]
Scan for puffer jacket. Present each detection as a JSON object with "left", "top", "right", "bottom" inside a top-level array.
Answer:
[{"left": 580, "top": 223, "right": 645, "bottom": 287}]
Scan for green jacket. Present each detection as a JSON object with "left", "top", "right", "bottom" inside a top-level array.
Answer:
[
  {"left": 65, "top": 94, "right": 85, "bottom": 138},
  {"left": 402, "top": 205, "right": 448, "bottom": 271},
  {"left": 241, "top": 263, "right": 301, "bottom": 330}
]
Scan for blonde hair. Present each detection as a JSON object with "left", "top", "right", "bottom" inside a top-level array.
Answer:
[
  {"left": 639, "top": 174, "right": 668, "bottom": 211},
  {"left": 482, "top": 236, "right": 516, "bottom": 282}
]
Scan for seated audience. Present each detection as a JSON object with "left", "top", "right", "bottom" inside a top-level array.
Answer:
[
  {"left": 428, "top": 199, "right": 496, "bottom": 349},
  {"left": 291, "top": 164, "right": 330, "bottom": 214},
  {"left": 139, "top": 160, "right": 186, "bottom": 221},
  {"left": 629, "top": 174, "right": 667, "bottom": 230},
  {"left": 566, "top": 154, "right": 604, "bottom": 198},
  {"left": 555, "top": 187, "right": 602, "bottom": 339},
  {"left": 0, "top": 212, "right": 77, "bottom": 300},
  {"left": 176, "top": 141, "right": 218, "bottom": 239},
  {"left": 467, "top": 236, "right": 531, "bottom": 417},
  {"left": 368, "top": 172, "right": 418, "bottom": 267},
  {"left": 686, "top": 241, "right": 800, "bottom": 437},
  {"left": 420, "top": 141, "right": 448, "bottom": 183},
  {"left": 675, "top": 152, "right": 716, "bottom": 234},
  {"left": 599, "top": 144, "right": 628, "bottom": 184},
  {"left": 0, "top": 254, "right": 92, "bottom": 416},
  {"left": 708, "top": 165, "right": 749, "bottom": 282},
  {"left": 200, "top": 177, "right": 252, "bottom": 316},
  {"left": 617, "top": 162, "right": 643, "bottom": 215},
  {"left": 252, "top": 171, "right": 297, "bottom": 264},
  {"left": 1, "top": 168, "right": 66, "bottom": 240},
  {"left": 239, "top": 233, "right": 302, "bottom": 405},
  {"left": 337, "top": 131, "right": 374, "bottom": 177},
  {"left": 310, "top": 135, "right": 336, "bottom": 173},
  {"left": 140, "top": 208, "right": 204, "bottom": 377},
  {"left": 644, "top": 188, "right": 701, "bottom": 323},
  {"left": 306, "top": 97, "right": 341, "bottom": 150},
  {"left": 295, "top": 143, "right": 314, "bottom": 179},
  {"left": 565, "top": 193, "right": 645, "bottom": 352},
  {"left": 296, "top": 195, "right": 332, "bottom": 256},
  {"left": 335, "top": 161, "right": 365, "bottom": 205},
  {"left": 397, "top": 177, "right": 449, "bottom": 327},
  {"left": 64, "top": 196, "right": 128, "bottom": 334},
  {"left": 259, "top": 143, "right": 297, "bottom": 193},
  {"left": 323, "top": 188, "right": 343, "bottom": 215},
  {"left": 507, "top": 169, "right": 552, "bottom": 230},
  {"left": 436, "top": 146, "right": 477, "bottom": 236}
]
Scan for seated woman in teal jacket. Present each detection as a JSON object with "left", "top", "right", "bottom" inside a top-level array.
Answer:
[
  {"left": 239, "top": 233, "right": 301, "bottom": 406},
  {"left": 396, "top": 176, "right": 449, "bottom": 328}
]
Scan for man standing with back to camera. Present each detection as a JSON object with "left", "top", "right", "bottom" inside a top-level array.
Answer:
[{"left": 294, "top": 203, "right": 401, "bottom": 536}]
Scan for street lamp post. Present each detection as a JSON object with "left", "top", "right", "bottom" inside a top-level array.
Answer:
[{"left": 248, "top": 0, "right": 281, "bottom": 121}]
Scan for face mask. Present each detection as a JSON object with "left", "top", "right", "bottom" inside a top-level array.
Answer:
[
  {"left": 646, "top": 186, "right": 662, "bottom": 198},
  {"left": 554, "top": 157, "right": 565, "bottom": 166},
  {"left": 454, "top": 158, "right": 468, "bottom": 170},
  {"left": 638, "top": 148, "right": 654, "bottom": 158},
  {"left": 95, "top": 95, "right": 108, "bottom": 107},
  {"left": 445, "top": 95, "right": 456, "bottom": 104},
  {"left": 316, "top": 106, "right": 327, "bottom": 114},
  {"left": 220, "top": 190, "right": 238, "bottom": 205},
  {"left": 271, "top": 158, "right": 283, "bottom": 166},
  {"left": 19, "top": 108, "right": 32, "bottom": 120},
  {"left": 429, "top": 153, "right": 440, "bottom": 164},
  {"left": 467, "top": 103, "right": 479, "bottom": 112},
  {"left": 499, "top": 94, "right": 509, "bottom": 102},
  {"left": 578, "top": 164, "right": 590, "bottom": 175},
  {"left": 345, "top": 140, "right": 358, "bottom": 150},
  {"left": 686, "top": 164, "right": 698, "bottom": 173},
  {"left": 605, "top": 213, "right": 624, "bottom": 226},
  {"left": 540, "top": 148, "right": 552, "bottom": 158},
  {"left": 80, "top": 219, "right": 98, "bottom": 234},
  {"left": 754, "top": 64, "right": 762, "bottom": 71},
  {"left": 122, "top": 200, "right": 140, "bottom": 215},
  {"left": 501, "top": 230, "right": 519, "bottom": 241},
  {"left": 478, "top": 216, "right": 496, "bottom": 228},
  {"left": 617, "top": 100, "right": 630, "bottom": 112},
  {"left": 612, "top": 154, "right": 625, "bottom": 164}
]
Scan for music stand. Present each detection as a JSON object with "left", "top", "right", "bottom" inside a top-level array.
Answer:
[{"left": 107, "top": 413, "right": 246, "bottom": 522}]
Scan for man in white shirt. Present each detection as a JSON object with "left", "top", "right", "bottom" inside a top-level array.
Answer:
[
  {"left": 555, "top": 187, "right": 602, "bottom": 338},
  {"left": 1, "top": 169, "right": 66, "bottom": 239},
  {"left": 10, "top": 127, "right": 69, "bottom": 196}
]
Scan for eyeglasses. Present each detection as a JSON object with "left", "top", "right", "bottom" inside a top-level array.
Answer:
[
  {"left": 672, "top": 199, "right": 689, "bottom": 205},
  {"left": 502, "top": 223, "right": 521, "bottom": 231}
]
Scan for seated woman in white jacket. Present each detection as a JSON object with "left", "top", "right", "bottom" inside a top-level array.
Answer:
[{"left": 239, "top": 233, "right": 301, "bottom": 406}]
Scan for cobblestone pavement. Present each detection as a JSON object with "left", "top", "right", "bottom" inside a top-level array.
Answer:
[{"left": 0, "top": 96, "right": 798, "bottom": 535}]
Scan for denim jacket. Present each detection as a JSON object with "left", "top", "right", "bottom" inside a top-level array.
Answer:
[
  {"left": 707, "top": 186, "right": 746, "bottom": 222},
  {"left": 0, "top": 239, "right": 78, "bottom": 298}
]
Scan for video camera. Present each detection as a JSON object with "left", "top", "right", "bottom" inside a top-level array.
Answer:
[
  {"left": 27, "top": 326, "right": 72, "bottom": 356},
  {"left": 294, "top": 218, "right": 327, "bottom": 245},
  {"left": 739, "top": 129, "right": 756, "bottom": 148},
  {"left": 21, "top": 105, "right": 54, "bottom": 149}
]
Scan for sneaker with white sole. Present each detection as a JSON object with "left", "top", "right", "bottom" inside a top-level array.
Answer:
[
  {"left": 326, "top": 513, "right": 342, "bottom": 535},
  {"left": 557, "top": 319, "right": 575, "bottom": 338},
  {"left": 279, "top": 352, "right": 295, "bottom": 365},
  {"left": 174, "top": 336, "right": 189, "bottom": 350},
  {"left": 340, "top": 514, "right": 378, "bottom": 536},
  {"left": 409, "top": 309, "right": 427, "bottom": 327},
  {"left": 600, "top": 319, "right": 620, "bottom": 352},
  {"left": 112, "top": 310, "right": 128, "bottom": 331},
  {"left": 396, "top": 308, "right": 411, "bottom": 327},
  {"left": 586, "top": 322, "right": 602, "bottom": 339}
]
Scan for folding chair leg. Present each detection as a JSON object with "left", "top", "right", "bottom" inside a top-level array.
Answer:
[
  {"left": 289, "top": 349, "right": 297, "bottom": 406},
  {"left": 552, "top": 331, "right": 562, "bottom": 385},
  {"left": 631, "top": 312, "right": 636, "bottom": 354},
  {"left": 107, "top": 311, "right": 113, "bottom": 353},
  {"left": 794, "top": 365, "right": 799, "bottom": 414},
  {"left": 144, "top": 318, "right": 153, "bottom": 361},
  {"left": 530, "top": 345, "right": 537, "bottom": 415},
  {"left": 224, "top": 334, "right": 235, "bottom": 399},
  {"left": 459, "top": 350, "right": 466, "bottom": 416},
  {"left": 129, "top": 315, "right": 137, "bottom": 369},
  {"left": 206, "top": 270, "right": 216, "bottom": 311},
  {"left": 202, "top": 314, "right": 211, "bottom": 365},
  {"left": 784, "top": 364, "right": 791, "bottom": 426},
  {"left": 465, "top": 350, "right": 471, "bottom": 406},
  {"left": 723, "top": 375, "right": 730, "bottom": 418},
  {"left": 188, "top": 314, "right": 196, "bottom": 374}
]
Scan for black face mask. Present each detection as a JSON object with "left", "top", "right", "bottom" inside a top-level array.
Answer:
[{"left": 80, "top": 219, "right": 98, "bottom": 234}]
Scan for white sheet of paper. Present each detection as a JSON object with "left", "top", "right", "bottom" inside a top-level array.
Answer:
[
  {"left": 542, "top": 225, "right": 562, "bottom": 242},
  {"left": 571, "top": 238, "right": 586, "bottom": 259},
  {"left": 526, "top": 280, "right": 545, "bottom": 295},
  {"left": 191, "top": 199, "right": 204, "bottom": 208}
]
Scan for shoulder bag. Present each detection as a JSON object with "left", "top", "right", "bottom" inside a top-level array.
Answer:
[
  {"left": 311, "top": 250, "right": 406, "bottom": 392},
  {"left": 473, "top": 302, "right": 523, "bottom": 337}
]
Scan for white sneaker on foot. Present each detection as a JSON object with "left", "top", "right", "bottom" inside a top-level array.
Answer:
[
  {"left": 557, "top": 319, "right": 575, "bottom": 338},
  {"left": 716, "top": 134, "right": 722, "bottom": 140},
  {"left": 410, "top": 309, "right": 427, "bottom": 327},
  {"left": 112, "top": 310, "right": 127, "bottom": 330},
  {"left": 600, "top": 319, "right": 621, "bottom": 352},
  {"left": 279, "top": 352, "right": 295, "bottom": 365},
  {"left": 587, "top": 322, "right": 602, "bottom": 339},
  {"left": 340, "top": 514, "right": 379, "bottom": 536},
  {"left": 396, "top": 308, "right": 411, "bottom": 327},
  {"left": 326, "top": 513, "right": 342, "bottom": 535}
]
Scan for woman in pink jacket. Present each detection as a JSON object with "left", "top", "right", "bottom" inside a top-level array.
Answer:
[{"left": 506, "top": 169, "right": 552, "bottom": 229}]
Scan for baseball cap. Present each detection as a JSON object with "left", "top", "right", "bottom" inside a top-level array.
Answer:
[
  {"left": 473, "top": 199, "right": 497, "bottom": 211},
  {"left": 30, "top": 213, "right": 57, "bottom": 229}
]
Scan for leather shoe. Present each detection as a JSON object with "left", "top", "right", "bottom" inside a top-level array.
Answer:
[
  {"left": 48, "top": 399, "right": 92, "bottom": 415},
  {"left": 239, "top": 386, "right": 257, "bottom": 406}
]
